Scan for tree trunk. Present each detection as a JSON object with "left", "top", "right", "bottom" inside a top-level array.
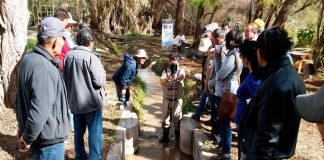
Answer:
[
  {"left": 0, "top": 0, "right": 29, "bottom": 109},
  {"left": 272, "top": 0, "right": 298, "bottom": 27},
  {"left": 314, "top": 0, "right": 324, "bottom": 67},
  {"left": 209, "top": 4, "right": 219, "bottom": 23},
  {"left": 193, "top": 3, "right": 205, "bottom": 50},
  {"left": 87, "top": 0, "right": 100, "bottom": 30},
  {"left": 254, "top": 0, "right": 264, "bottom": 20},
  {"left": 248, "top": 0, "right": 253, "bottom": 23},
  {"left": 316, "top": 1, "right": 324, "bottom": 47},
  {"left": 175, "top": 0, "right": 186, "bottom": 36},
  {"left": 265, "top": 4, "right": 276, "bottom": 28}
]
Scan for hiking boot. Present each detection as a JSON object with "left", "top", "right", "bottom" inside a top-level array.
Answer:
[
  {"left": 175, "top": 130, "right": 180, "bottom": 142},
  {"left": 159, "top": 131, "right": 169, "bottom": 143}
]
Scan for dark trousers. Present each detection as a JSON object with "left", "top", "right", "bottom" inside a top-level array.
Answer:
[
  {"left": 114, "top": 82, "right": 130, "bottom": 105},
  {"left": 210, "top": 95, "right": 221, "bottom": 143}
]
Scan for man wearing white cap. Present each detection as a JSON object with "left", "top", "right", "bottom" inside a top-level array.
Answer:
[
  {"left": 112, "top": 49, "right": 148, "bottom": 106},
  {"left": 54, "top": 8, "right": 77, "bottom": 71},
  {"left": 296, "top": 85, "right": 324, "bottom": 144}
]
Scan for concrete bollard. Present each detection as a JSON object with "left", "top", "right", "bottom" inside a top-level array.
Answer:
[
  {"left": 193, "top": 129, "right": 216, "bottom": 160},
  {"left": 180, "top": 115, "right": 197, "bottom": 155},
  {"left": 118, "top": 110, "right": 139, "bottom": 156},
  {"left": 106, "top": 142, "right": 123, "bottom": 160}
]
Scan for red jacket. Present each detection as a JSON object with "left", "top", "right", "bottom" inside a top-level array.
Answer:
[{"left": 56, "top": 40, "right": 70, "bottom": 71}]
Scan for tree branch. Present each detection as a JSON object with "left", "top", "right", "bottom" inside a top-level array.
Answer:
[{"left": 292, "top": 0, "right": 320, "bottom": 15}]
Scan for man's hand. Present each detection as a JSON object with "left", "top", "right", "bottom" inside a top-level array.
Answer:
[
  {"left": 19, "top": 135, "right": 30, "bottom": 152},
  {"left": 121, "top": 89, "right": 126, "bottom": 95}
]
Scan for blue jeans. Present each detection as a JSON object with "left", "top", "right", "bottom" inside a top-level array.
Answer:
[
  {"left": 193, "top": 91, "right": 211, "bottom": 120},
  {"left": 220, "top": 117, "right": 232, "bottom": 154},
  {"left": 74, "top": 109, "right": 103, "bottom": 160},
  {"left": 210, "top": 95, "right": 221, "bottom": 143},
  {"left": 31, "top": 143, "right": 65, "bottom": 160}
]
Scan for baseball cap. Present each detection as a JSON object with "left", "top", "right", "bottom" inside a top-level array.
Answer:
[
  {"left": 39, "top": 17, "right": 65, "bottom": 37},
  {"left": 67, "top": 12, "right": 77, "bottom": 24},
  {"left": 295, "top": 85, "right": 324, "bottom": 123},
  {"left": 253, "top": 19, "right": 265, "bottom": 30}
]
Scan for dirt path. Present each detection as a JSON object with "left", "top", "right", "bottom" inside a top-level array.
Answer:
[{"left": 126, "top": 68, "right": 193, "bottom": 160}]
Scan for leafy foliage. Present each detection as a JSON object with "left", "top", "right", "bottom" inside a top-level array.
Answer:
[
  {"left": 296, "top": 26, "right": 315, "bottom": 47},
  {"left": 26, "top": 38, "right": 37, "bottom": 52},
  {"left": 182, "top": 77, "right": 198, "bottom": 114},
  {"left": 131, "top": 76, "right": 147, "bottom": 124}
]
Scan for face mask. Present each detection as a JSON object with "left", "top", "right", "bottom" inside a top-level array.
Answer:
[{"left": 170, "top": 64, "right": 177, "bottom": 75}]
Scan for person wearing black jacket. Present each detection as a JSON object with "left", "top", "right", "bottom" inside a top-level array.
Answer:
[
  {"left": 16, "top": 17, "right": 70, "bottom": 159},
  {"left": 239, "top": 26, "right": 305, "bottom": 160}
]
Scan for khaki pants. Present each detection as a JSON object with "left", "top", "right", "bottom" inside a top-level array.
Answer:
[{"left": 161, "top": 98, "right": 183, "bottom": 132}]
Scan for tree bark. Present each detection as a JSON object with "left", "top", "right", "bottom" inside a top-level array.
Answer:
[
  {"left": 314, "top": 0, "right": 324, "bottom": 66},
  {"left": 87, "top": 0, "right": 99, "bottom": 30},
  {"left": 193, "top": 3, "right": 205, "bottom": 50},
  {"left": 175, "top": 0, "right": 186, "bottom": 36},
  {"left": 0, "top": 0, "right": 29, "bottom": 109},
  {"left": 272, "top": 0, "right": 298, "bottom": 27},
  {"left": 254, "top": 0, "right": 264, "bottom": 20},
  {"left": 209, "top": 4, "right": 219, "bottom": 23}
]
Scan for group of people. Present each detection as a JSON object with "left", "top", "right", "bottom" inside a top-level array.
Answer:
[
  {"left": 190, "top": 20, "right": 312, "bottom": 160},
  {"left": 16, "top": 9, "right": 105, "bottom": 159},
  {"left": 14, "top": 7, "right": 323, "bottom": 160}
]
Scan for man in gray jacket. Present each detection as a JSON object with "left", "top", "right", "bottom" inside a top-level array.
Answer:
[
  {"left": 16, "top": 17, "right": 70, "bottom": 159},
  {"left": 63, "top": 28, "right": 106, "bottom": 159}
]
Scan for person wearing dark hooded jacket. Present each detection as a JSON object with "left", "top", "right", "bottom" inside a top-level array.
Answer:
[
  {"left": 239, "top": 26, "right": 305, "bottom": 160},
  {"left": 112, "top": 50, "right": 147, "bottom": 106}
]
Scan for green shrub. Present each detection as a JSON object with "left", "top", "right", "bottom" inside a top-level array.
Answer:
[
  {"left": 182, "top": 77, "right": 198, "bottom": 114},
  {"left": 131, "top": 76, "right": 147, "bottom": 123},
  {"left": 26, "top": 38, "right": 37, "bottom": 52},
  {"left": 151, "top": 58, "right": 169, "bottom": 76},
  {"left": 296, "top": 26, "right": 315, "bottom": 47}
]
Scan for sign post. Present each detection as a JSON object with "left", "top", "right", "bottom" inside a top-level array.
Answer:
[{"left": 162, "top": 18, "right": 174, "bottom": 51}]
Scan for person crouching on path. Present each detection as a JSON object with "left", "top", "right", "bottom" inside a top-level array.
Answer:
[
  {"left": 112, "top": 49, "right": 148, "bottom": 107},
  {"left": 63, "top": 29, "right": 106, "bottom": 159},
  {"left": 16, "top": 17, "right": 70, "bottom": 159},
  {"left": 159, "top": 54, "right": 186, "bottom": 143}
]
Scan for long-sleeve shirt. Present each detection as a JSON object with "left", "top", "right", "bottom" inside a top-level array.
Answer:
[{"left": 234, "top": 72, "right": 260, "bottom": 127}]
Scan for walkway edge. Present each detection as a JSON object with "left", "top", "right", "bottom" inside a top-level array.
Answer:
[{"left": 106, "top": 108, "right": 139, "bottom": 160}]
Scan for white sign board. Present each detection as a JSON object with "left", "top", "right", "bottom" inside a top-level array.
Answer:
[{"left": 162, "top": 19, "right": 174, "bottom": 51}]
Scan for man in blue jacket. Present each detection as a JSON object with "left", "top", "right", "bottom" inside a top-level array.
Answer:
[
  {"left": 16, "top": 17, "right": 70, "bottom": 159},
  {"left": 112, "top": 49, "right": 147, "bottom": 106}
]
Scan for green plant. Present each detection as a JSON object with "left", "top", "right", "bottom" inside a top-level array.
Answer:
[
  {"left": 131, "top": 76, "right": 147, "bottom": 123},
  {"left": 296, "top": 26, "right": 315, "bottom": 47},
  {"left": 151, "top": 58, "right": 169, "bottom": 76},
  {"left": 26, "top": 38, "right": 37, "bottom": 52},
  {"left": 182, "top": 77, "right": 198, "bottom": 114}
]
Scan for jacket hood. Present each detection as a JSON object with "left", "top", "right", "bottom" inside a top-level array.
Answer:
[
  {"left": 124, "top": 54, "right": 135, "bottom": 63},
  {"left": 255, "top": 55, "right": 291, "bottom": 81}
]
